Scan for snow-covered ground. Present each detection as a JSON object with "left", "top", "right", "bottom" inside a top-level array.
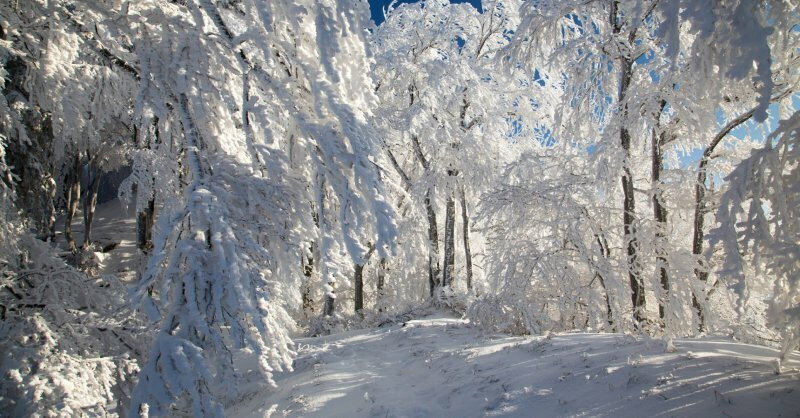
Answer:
[
  {"left": 230, "top": 314, "right": 800, "bottom": 417},
  {"left": 54, "top": 199, "right": 140, "bottom": 279}
]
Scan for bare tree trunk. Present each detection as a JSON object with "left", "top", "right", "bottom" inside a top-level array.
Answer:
[
  {"left": 137, "top": 121, "right": 158, "bottom": 251},
  {"left": 442, "top": 191, "right": 456, "bottom": 288},
  {"left": 137, "top": 198, "right": 156, "bottom": 251},
  {"left": 317, "top": 175, "right": 336, "bottom": 318},
  {"left": 652, "top": 128, "right": 669, "bottom": 323},
  {"left": 385, "top": 148, "right": 440, "bottom": 297},
  {"left": 354, "top": 244, "right": 375, "bottom": 315},
  {"left": 593, "top": 234, "right": 615, "bottom": 331},
  {"left": 323, "top": 291, "right": 335, "bottom": 317},
  {"left": 354, "top": 263, "right": 365, "bottom": 313},
  {"left": 82, "top": 162, "right": 101, "bottom": 248},
  {"left": 612, "top": 1, "right": 645, "bottom": 327},
  {"left": 376, "top": 258, "right": 386, "bottom": 313},
  {"left": 459, "top": 186, "right": 473, "bottom": 291},
  {"left": 690, "top": 90, "right": 792, "bottom": 332},
  {"left": 64, "top": 154, "right": 81, "bottom": 252},
  {"left": 302, "top": 242, "right": 316, "bottom": 318},
  {"left": 692, "top": 137, "right": 716, "bottom": 332},
  {"left": 425, "top": 189, "right": 440, "bottom": 296},
  {"left": 409, "top": 136, "right": 443, "bottom": 296},
  {"left": 43, "top": 178, "right": 57, "bottom": 241},
  {"left": 621, "top": 76, "right": 644, "bottom": 325}
]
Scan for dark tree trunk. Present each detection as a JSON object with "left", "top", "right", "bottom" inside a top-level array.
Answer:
[
  {"left": 354, "top": 244, "right": 375, "bottom": 315},
  {"left": 323, "top": 292, "right": 335, "bottom": 317},
  {"left": 137, "top": 120, "right": 158, "bottom": 251},
  {"left": 376, "top": 258, "right": 386, "bottom": 313},
  {"left": 137, "top": 198, "right": 156, "bottom": 251},
  {"left": 64, "top": 154, "right": 81, "bottom": 252},
  {"left": 620, "top": 73, "right": 644, "bottom": 325},
  {"left": 612, "top": 1, "right": 645, "bottom": 327},
  {"left": 42, "top": 177, "right": 56, "bottom": 242},
  {"left": 425, "top": 189, "right": 440, "bottom": 296},
  {"left": 317, "top": 178, "right": 336, "bottom": 317},
  {"left": 82, "top": 163, "right": 102, "bottom": 248},
  {"left": 652, "top": 128, "right": 670, "bottom": 322},
  {"left": 692, "top": 150, "right": 714, "bottom": 325},
  {"left": 385, "top": 147, "right": 440, "bottom": 297},
  {"left": 302, "top": 242, "right": 316, "bottom": 318},
  {"left": 354, "top": 263, "right": 365, "bottom": 313},
  {"left": 442, "top": 191, "right": 456, "bottom": 288},
  {"left": 460, "top": 186, "right": 473, "bottom": 291},
  {"left": 409, "top": 136, "right": 443, "bottom": 296},
  {"left": 594, "top": 234, "right": 615, "bottom": 331},
  {"left": 690, "top": 101, "right": 771, "bottom": 332}
]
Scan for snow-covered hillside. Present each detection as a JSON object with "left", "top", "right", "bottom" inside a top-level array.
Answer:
[{"left": 230, "top": 314, "right": 800, "bottom": 417}]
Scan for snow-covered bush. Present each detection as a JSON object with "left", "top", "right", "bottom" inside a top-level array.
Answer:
[
  {"left": 466, "top": 295, "right": 530, "bottom": 336},
  {"left": 0, "top": 236, "right": 149, "bottom": 416}
]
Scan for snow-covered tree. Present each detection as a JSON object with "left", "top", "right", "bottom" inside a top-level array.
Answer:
[
  {"left": 496, "top": 0, "right": 798, "bottom": 335},
  {"left": 710, "top": 110, "right": 800, "bottom": 370},
  {"left": 373, "top": 0, "right": 523, "bottom": 302},
  {"left": 124, "top": 0, "right": 396, "bottom": 414}
]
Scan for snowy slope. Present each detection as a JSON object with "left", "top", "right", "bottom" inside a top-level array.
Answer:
[{"left": 230, "top": 314, "right": 800, "bottom": 418}]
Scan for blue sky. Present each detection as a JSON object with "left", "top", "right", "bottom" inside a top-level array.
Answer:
[{"left": 369, "top": 0, "right": 482, "bottom": 25}]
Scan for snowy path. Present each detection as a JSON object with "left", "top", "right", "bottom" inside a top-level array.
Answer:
[
  {"left": 54, "top": 199, "right": 140, "bottom": 279},
  {"left": 229, "top": 315, "right": 800, "bottom": 417}
]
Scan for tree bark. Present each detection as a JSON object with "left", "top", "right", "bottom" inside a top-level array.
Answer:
[
  {"left": 64, "top": 154, "right": 81, "bottom": 252},
  {"left": 82, "top": 163, "right": 101, "bottom": 248},
  {"left": 323, "top": 291, "right": 335, "bottom": 317},
  {"left": 137, "top": 120, "right": 158, "bottom": 251},
  {"left": 410, "top": 136, "right": 442, "bottom": 296},
  {"left": 690, "top": 90, "right": 792, "bottom": 331},
  {"left": 316, "top": 176, "right": 336, "bottom": 318},
  {"left": 424, "top": 189, "right": 441, "bottom": 296},
  {"left": 459, "top": 186, "right": 473, "bottom": 291},
  {"left": 442, "top": 191, "right": 456, "bottom": 288},
  {"left": 137, "top": 198, "right": 156, "bottom": 251},
  {"left": 593, "top": 233, "right": 614, "bottom": 331},
  {"left": 652, "top": 128, "right": 669, "bottom": 323},
  {"left": 354, "top": 244, "right": 375, "bottom": 315},
  {"left": 302, "top": 242, "right": 316, "bottom": 318},
  {"left": 385, "top": 148, "right": 440, "bottom": 297},
  {"left": 376, "top": 258, "right": 386, "bottom": 313},
  {"left": 620, "top": 67, "right": 644, "bottom": 325},
  {"left": 354, "top": 263, "right": 365, "bottom": 314},
  {"left": 612, "top": 1, "right": 645, "bottom": 326},
  {"left": 42, "top": 177, "right": 57, "bottom": 242}
]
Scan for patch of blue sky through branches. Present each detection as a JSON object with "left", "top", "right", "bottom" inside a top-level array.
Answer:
[{"left": 369, "top": 0, "right": 482, "bottom": 25}]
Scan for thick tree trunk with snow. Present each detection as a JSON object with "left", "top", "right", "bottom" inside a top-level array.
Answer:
[
  {"left": 64, "top": 154, "right": 81, "bottom": 252},
  {"left": 460, "top": 186, "right": 473, "bottom": 291}
]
